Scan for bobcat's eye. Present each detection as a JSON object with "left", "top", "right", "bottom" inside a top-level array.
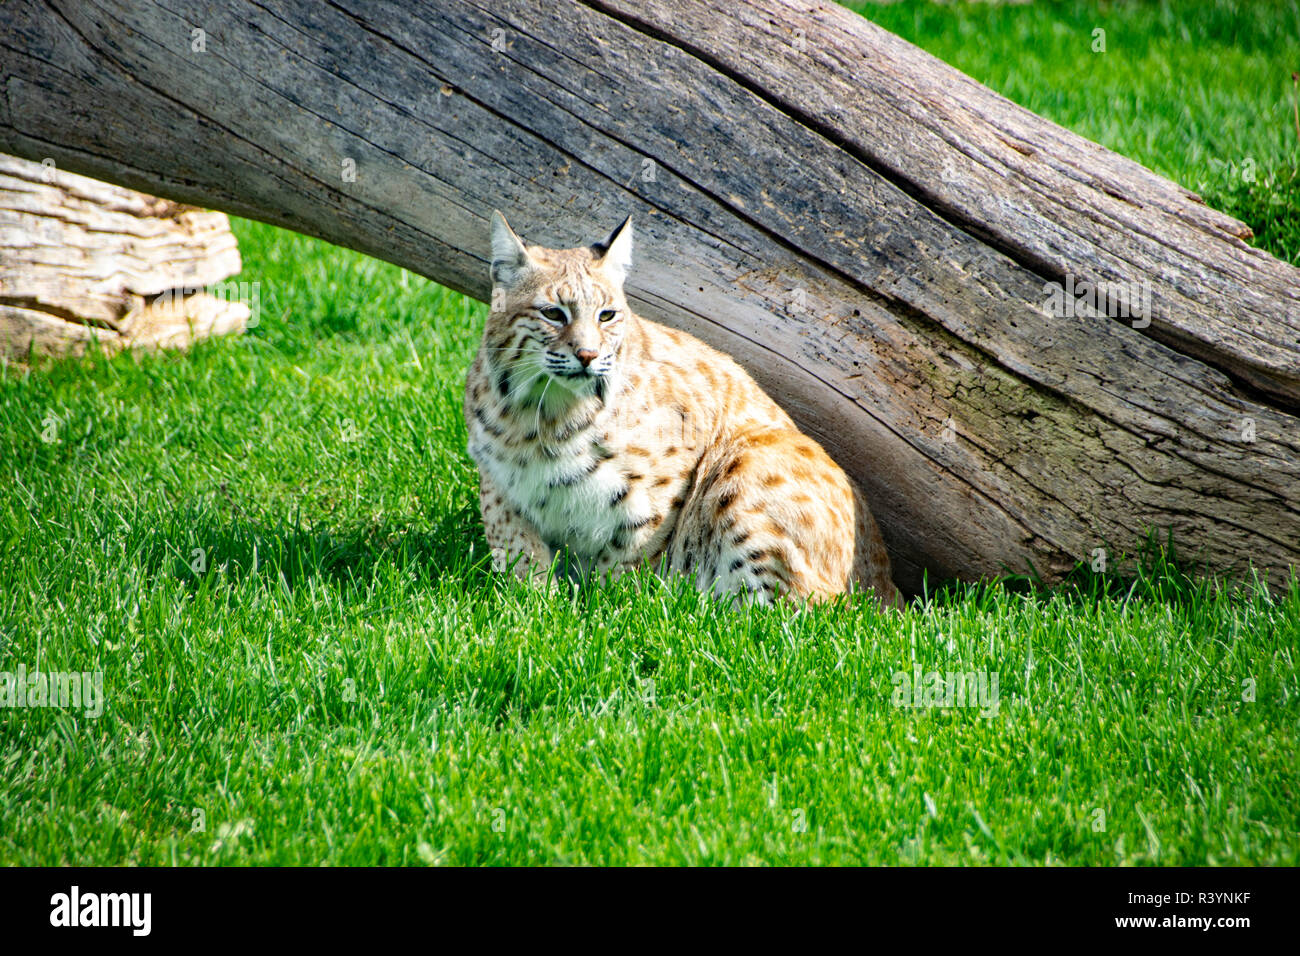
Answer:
[
  {"left": 598, "top": 310, "right": 618, "bottom": 323},
  {"left": 540, "top": 307, "right": 567, "bottom": 325}
]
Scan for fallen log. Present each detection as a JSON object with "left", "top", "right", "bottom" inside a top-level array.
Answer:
[
  {"left": 0, "top": 153, "right": 248, "bottom": 360},
  {"left": 2, "top": 0, "right": 1296, "bottom": 592}
]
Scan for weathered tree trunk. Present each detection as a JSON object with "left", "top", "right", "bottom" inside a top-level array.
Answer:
[
  {"left": 2, "top": 0, "right": 1295, "bottom": 592},
  {"left": 0, "top": 153, "right": 248, "bottom": 360}
]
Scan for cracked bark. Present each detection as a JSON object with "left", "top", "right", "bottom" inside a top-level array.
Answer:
[{"left": 2, "top": 0, "right": 1296, "bottom": 592}]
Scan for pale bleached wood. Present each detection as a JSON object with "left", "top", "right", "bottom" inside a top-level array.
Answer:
[
  {"left": 0, "top": 292, "right": 249, "bottom": 359},
  {"left": 1, "top": 0, "right": 1295, "bottom": 592},
  {"left": 0, "top": 153, "right": 246, "bottom": 358}
]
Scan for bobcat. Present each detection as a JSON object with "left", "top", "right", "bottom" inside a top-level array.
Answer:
[{"left": 464, "top": 211, "right": 900, "bottom": 607}]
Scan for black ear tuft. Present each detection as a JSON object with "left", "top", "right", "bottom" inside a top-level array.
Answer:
[
  {"left": 590, "top": 215, "right": 632, "bottom": 258},
  {"left": 591, "top": 215, "right": 633, "bottom": 281}
]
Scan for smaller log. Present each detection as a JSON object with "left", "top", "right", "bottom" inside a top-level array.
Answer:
[{"left": 0, "top": 153, "right": 249, "bottom": 361}]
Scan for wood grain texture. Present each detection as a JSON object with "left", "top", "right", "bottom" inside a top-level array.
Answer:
[
  {"left": 2, "top": 0, "right": 1295, "bottom": 591},
  {"left": 0, "top": 152, "right": 247, "bottom": 358}
]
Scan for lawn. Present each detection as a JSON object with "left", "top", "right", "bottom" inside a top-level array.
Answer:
[{"left": 0, "top": 0, "right": 1296, "bottom": 865}]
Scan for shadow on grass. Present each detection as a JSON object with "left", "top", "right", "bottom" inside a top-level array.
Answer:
[
  {"left": 921, "top": 529, "right": 1295, "bottom": 614},
  {"left": 147, "top": 502, "right": 494, "bottom": 597},
  {"left": 143, "top": 503, "right": 1295, "bottom": 620}
]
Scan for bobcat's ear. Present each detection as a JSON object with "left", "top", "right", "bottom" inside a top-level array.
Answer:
[
  {"left": 490, "top": 210, "right": 533, "bottom": 286},
  {"left": 592, "top": 215, "right": 633, "bottom": 283}
]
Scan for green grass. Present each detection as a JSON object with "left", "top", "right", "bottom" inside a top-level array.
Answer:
[
  {"left": 847, "top": 0, "right": 1300, "bottom": 264},
  {"left": 1, "top": 0, "right": 1297, "bottom": 865}
]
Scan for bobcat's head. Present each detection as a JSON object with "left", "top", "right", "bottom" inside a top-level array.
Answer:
[{"left": 485, "top": 211, "right": 634, "bottom": 405}]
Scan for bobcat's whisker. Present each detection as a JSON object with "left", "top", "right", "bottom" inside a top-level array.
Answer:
[
  {"left": 501, "top": 366, "right": 549, "bottom": 407},
  {"left": 534, "top": 375, "right": 554, "bottom": 435}
]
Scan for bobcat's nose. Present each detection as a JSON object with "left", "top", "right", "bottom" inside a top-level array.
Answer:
[{"left": 574, "top": 348, "right": 599, "bottom": 368}]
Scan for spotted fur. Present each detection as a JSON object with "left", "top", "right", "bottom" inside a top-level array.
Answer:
[{"left": 465, "top": 211, "right": 900, "bottom": 606}]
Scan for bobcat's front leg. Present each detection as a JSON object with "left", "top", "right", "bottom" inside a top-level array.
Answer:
[{"left": 477, "top": 472, "right": 555, "bottom": 585}]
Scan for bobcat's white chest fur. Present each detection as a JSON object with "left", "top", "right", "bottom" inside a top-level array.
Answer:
[{"left": 468, "top": 377, "right": 683, "bottom": 570}]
